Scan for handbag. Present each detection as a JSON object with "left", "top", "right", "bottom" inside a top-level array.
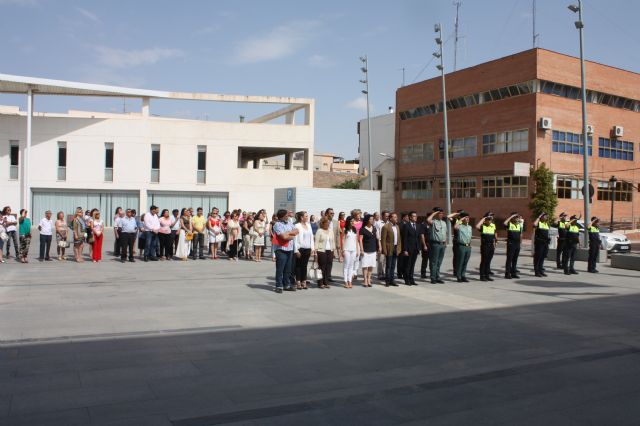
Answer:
[
  {"left": 185, "top": 232, "right": 194, "bottom": 241},
  {"left": 308, "top": 257, "right": 323, "bottom": 281},
  {"left": 58, "top": 240, "right": 70, "bottom": 248}
]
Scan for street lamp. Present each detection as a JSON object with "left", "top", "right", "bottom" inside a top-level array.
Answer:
[
  {"left": 609, "top": 175, "right": 617, "bottom": 232},
  {"left": 379, "top": 152, "right": 395, "bottom": 160},
  {"left": 568, "top": 0, "right": 590, "bottom": 248},
  {"left": 434, "top": 23, "right": 452, "bottom": 243},
  {"left": 359, "top": 55, "right": 373, "bottom": 190}
]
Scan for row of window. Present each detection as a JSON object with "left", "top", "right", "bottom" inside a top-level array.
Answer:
[
  {"left": 540, "top": 80, "right": 640, "bottom": 113},
  {"left": 399, "top": 80, "right": 536, "bottom": 120},
  {"left": 557, "top": 176, "right": 634, "bottom": 202},
  {"left": 400, "top": 176, "right": 529, "bottom": 200},
  {"left": 400, "top": 129, "right": 529, "bottom": 164},
  {"left": 552, "top": 131, "right": 593, "bottom": 155},
  {"left": 399, "top": 79, "right": 640, "bottom": 122},
  {"left": 7, "top": 142, "right": 208, "bottom": 184}
]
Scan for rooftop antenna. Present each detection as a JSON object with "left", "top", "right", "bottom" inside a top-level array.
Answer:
[
  {"left": 398, "top": 67, "right": 406, "bottom": 87},
  {"left": 532, "top": 0, "right": 540, "bottom": 47},
  {"left": 453, "top": 1, "right": 462, "bottom": 71}
]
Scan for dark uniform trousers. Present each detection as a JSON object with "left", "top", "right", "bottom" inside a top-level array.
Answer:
[
  {"left": 455, "top": 243, "right": 471, "bottom": 279},
  {"left": 563, "top": 239, "right": 578, "bottom": 273},
  {"left": 556, "top": 238, "right": 565, "bottom": 268},
  {"left": 533, "top": 240, "right": 549, "bottom": 274},
  {"left": 505, "top": 242, "right": 521, "bottom": 277},
  {"left": 479, "top": 237, "right": 494, "bottom": 278},
  {"left": 429, "top": 241, "right": 445, "bottom": 281},
  {"left": 420, "top": 247, "right": 430, "bottom": 277}
]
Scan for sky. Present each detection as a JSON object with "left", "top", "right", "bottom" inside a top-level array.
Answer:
[{"left": 1, "top": 0, "right": 639, "bottom": 159}]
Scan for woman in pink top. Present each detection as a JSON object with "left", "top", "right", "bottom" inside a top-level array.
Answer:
[
  {"left": 351, "top": 209, "right": 363, "bottom": 280},
  {"left": 158, "top": 209, "right": 173, "bottom": 260}
]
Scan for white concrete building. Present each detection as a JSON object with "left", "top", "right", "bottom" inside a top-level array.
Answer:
[
  {"left": 357, "top": 110, "right": 396, "bottom": 211},
  {"left": 0, "top": 74, "right": 314, "bottom": 225}
]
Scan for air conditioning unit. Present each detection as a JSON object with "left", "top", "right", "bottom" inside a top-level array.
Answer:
[
  {"left": 586, "top": 124, "right": 595, "bottom": 135},
  {"left": 539, "top": 117, "right": 553, "bottom": 130},
  {"left": 612, "top": 126, "right": 624, "bottom": 138}
]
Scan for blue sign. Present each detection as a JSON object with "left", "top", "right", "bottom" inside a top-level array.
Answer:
[{"left": 286, "top": 188, "right": 293, "bottom": 202}]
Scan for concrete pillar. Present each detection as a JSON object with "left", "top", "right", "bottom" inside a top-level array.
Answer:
[
  {"left": 142, "top": 98, "right": 150, "bottom": 117},
  {"left": 285, "top": 152, "right": 292, "bottom": 170},
  {"left": 285, "top": 111, "right": 295, "bottom": 125}
]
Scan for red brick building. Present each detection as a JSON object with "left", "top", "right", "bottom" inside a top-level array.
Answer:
[{"left": 395, "top": 48, "right": 640, "bottom": 228}]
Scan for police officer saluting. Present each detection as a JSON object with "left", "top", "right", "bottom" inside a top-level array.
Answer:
[
  {"left": 476, "top": 212, "right": 497, "bottom": 281},
  {"left": 563, "top": 214, "right": 581, "bottom": 275},
  {"left": 503, "top": 212, "right": 523, "bottom": 279},
  {"left": 453, "top": 212, "right": 472, "bottom": 282},
  {"left": 555, "top": 212, "right": 568, "bottom": 269},
  {"left": 532, "top": 212, "right": 551, "bottom": 277},
  {"left": 587, "top": 216, "right": 601, "bottom": 273}
]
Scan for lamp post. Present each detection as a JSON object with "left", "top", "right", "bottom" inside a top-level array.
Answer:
[
  {"left": 360, "top": 55, "right": 373, "bottom": 190},
  {"left": 609, "top": 175, "right": 617, "bottom": 232},
  {"left": 434, "top": 23, "right": 452, "bottom": 243},
  {"left": 568, "top": 1, "right": 590, "bottom": 248}
]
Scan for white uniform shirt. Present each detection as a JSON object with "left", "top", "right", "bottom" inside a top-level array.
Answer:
[{"left": 38, "top": 217, "right": 53, "bottom": 236}]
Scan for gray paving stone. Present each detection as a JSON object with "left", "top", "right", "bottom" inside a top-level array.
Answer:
[{"left": 0, "top": 408, "right": 90, "bottom": 426}]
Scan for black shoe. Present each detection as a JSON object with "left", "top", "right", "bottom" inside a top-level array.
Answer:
[
  {"left": 150, "top": 257, "right": 159, "bottom": 261},
  {"left": 462, "top": 278, "right": 470, "bottom": 283},
  {"left": 535, "top": 273, "right": 542, "bottom": 277},
  {"left": 541, "top": 272, "right": 547, "bottom": 277},
  {"left": 489, "top": 271, "right": 495, "bottom": 276},
  {"left": 480, "top": 276, "right": 488, "bottom": 282},
  {"left": 430, "top": 280, "right": 437, "bottom": 284},
  {"left": 144, "top": 257, "right": 149, "bottom": 262},
  {"left": 564, "top": 271, "right": 571, "bottom": 275},
  {"left": 457, "top": 278, "right": 463, "bottom": 283},
  {"left": 420, "top": 274, "right": 427, "bottom": 279},
  {"left": 436, "top": 279, "right": 445, "bottom": 284},
  {"left": 411, "top": 280, "right": 418, "bottom": 286},
  {"left": 129, "top": 259, "right": 135, "bottom": 263},
  {"left": 592, "top": 269, "right": 599, "bottom": 273},
  {"left": 275, "top": 288, "right": 283, "bottom": 294},
  {"left": 391, "top": 281, "right": 399, "bottom": 287},
  {"left": 45, "top": 258, "right": 52, "bottom": 261},
  {"left": 570, "top": 270, "right": 578, "bottom": 275},
  {"left": 487, "top": 277, "right": 494, "bottom": 281},
  {"left": 284, "top": 287, "right": 296, "bottom": 292},
  {"left": 505, "top": 274, "right": 512, "bottom": 279},
  {"left": 512, "top": 274, "right": 520, "bottom": 279},
  {"left": 385, "top": 283, "right": 390, "bottom": 287},
  {"left": 405, "top": 281, "right": 412, "bottom": 286},
  {"left": 199, "top": 256, "right": 206, "bottom": 260}
]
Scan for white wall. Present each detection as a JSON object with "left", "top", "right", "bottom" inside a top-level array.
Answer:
[
  {"left": 0, "top": 110, "right": 314, "bottom": 217},
  {"left": 358, "top": 112, "right": 395, "bottom": 176}
]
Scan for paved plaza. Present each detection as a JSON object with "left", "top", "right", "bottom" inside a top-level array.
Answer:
[{"left": 1, "top": 235, "right": 640, "bottom": 425}]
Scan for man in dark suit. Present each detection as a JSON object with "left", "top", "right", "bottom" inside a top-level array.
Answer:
[
  {"left": 397, "top": 212, "right": 409, "bottom": 280},
  {"left": 401, "top": 211, "right": 420, "bottom": 286}
]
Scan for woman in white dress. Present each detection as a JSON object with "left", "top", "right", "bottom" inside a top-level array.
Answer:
[
  {"left": 252, "top": 210, "right": 266, "bottom": 262},
  {"left": 226, "top": 211, "right": 241, "bottom": 261},
  {"left": 175, "top": 208, "right": 192, "bottom": 261},
  {"left": 342, "top": 216, "right": 360, "bottom": 289},
  {"left": 358, "top": 214, "right": 379, "bottom": 287}
]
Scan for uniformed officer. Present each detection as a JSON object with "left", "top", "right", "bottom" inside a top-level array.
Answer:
[
  {"left": 503, "top": 212, "right": 523, "bottom": 279},
  {"left": 476, "top": 212, "right": 497, "bottom": 281},
  {"left": 427, "top": 207, "right": 448, "bottom": 284},
  {"left": 555, "top": 212, "right": 568, "bottom": 269},
  {"left": 563, "top": 215, "right": 581, "bottom": 275},
  {"left": 532, "top": 212, "right": 551, "bottom": 277},
  {"left": 587, "top": 216, "right": 601, "bottom": 273},
  {"left": 454, "top": 212, "right": 472, "bottom": 282},
  {"left": 449, "top": 209, "right": 463, "bottom": 278}
]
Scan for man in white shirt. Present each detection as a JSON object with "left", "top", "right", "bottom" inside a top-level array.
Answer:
[
  {"left": 143, "top": 205, "right": 161, "bottom": 261},
  {"left": 37, "top": 210, "right": 54, "bottom": 261},
  {"left": 374, "top": 211, "right": 389, "bottom": 280},
  {"left": 2, "top": 206, "right": 19, "bottom": 259}
]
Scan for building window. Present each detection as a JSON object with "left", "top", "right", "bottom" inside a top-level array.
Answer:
[
  {"left": 556, "top": 176, "right": 584, "bottom": 199},
  {"left": 439, "top": 178, "right": 477, "bottom": 199},
  {"left": 540, "top": 79, "right": 640, "bottom": 113},
  {"left": 598, "top": 138, "right": 634, "bottom": 161},
  {"left": 376, "top": 174, "right": 383, "bottom": 191},
  {"left": 400, "top": 143, "right": 434, "bottom": 164},
  {"left": 57, "top": 141, "right": 67, "bottom": 181},
  {"left": 439, "top": 137, "right": 477, "bottom": 159},
  {"left": 482, "top": 176, "right": 528, "bottom": 198},
  {"left": 482, "top": 129, "right": 528, "bottom": 155},
  {"left": 400, "top": 180, "right": 433, "bottom": 200},
  {"left": 399, "top": 80, "right": 535, "bottom": 121},
  {"left": 552, "top": 131, "right": 592, "bottom": 155},
  {"left": 197, "top": 145, "right": 206, "bottom": 184},
  {"left": 9, "top": 140, "right": 19, "bottom": 180},
  {"left": 151, "top": 144, "right": 160, "bottom": 183},
  {"left": 105, "top": 142, "right": 114, "bottom": 182},
  {"left": 597, "top": 181, "right": 633, "bottom": 202}
]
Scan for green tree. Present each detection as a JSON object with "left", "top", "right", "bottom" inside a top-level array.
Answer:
[
  {"left": 333, "top": 178, "right": 363, "bottom": 189},
  {"left": 528, "top": 162, "right": 558, "bottom": 220}
]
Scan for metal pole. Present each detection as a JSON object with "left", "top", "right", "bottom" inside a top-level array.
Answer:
[
  {"left": 576, "top": 0, "right": 590, "bottom": 248},
  {"left": 437, "top": 24, "right": 452, "bottom": 243},
  {"left": 364, "top": 56, "right": 373, "bottom": 191},
  {"left": 610, "top": 181, "right": 615, "bottom": 233},
  {"left": 453, "top": 2, "right": 461, "bottom": 71},
  {"left": 25, "top": 88, "right": 33, "bottom": 213}
]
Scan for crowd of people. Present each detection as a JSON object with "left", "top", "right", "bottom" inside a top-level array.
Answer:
[{"left": 0, "top": 204, "right": 604, "bottom": 293}]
